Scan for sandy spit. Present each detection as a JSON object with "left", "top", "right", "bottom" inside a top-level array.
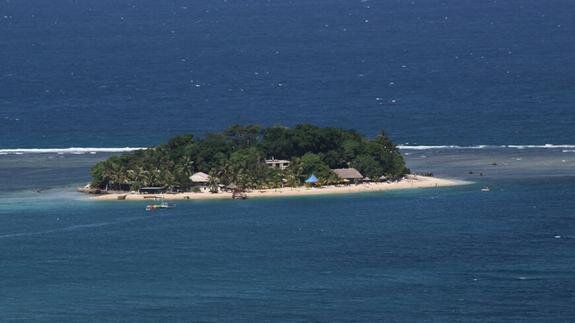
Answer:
[{"left": 89, "top": 176, "right": 472, "bottom": 201}]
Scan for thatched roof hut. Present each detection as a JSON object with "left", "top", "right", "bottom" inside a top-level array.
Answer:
[{"left": 332, "top": 168, "right": 363, "bottom": 181}]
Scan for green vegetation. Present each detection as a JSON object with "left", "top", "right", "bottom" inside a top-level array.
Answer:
[{"left": 90, "top": 124, "right": 409, "bottom": 191}]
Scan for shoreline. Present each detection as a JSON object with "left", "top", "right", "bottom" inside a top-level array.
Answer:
[{"left": 89, "top": 175, "right": 472, "bottom": 201}]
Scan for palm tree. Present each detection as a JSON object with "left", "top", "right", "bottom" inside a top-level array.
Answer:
[
  {"left": 208, "top": 170, "right": 220, "bottom": 193},
  {"left": 103, "top": 160, "right": 124, "bottom": 190},
  {"left": 161, "top": 169, "right": 176, "bottom": 191},
  {"left": 136, "top": 168, "right": 151, "bottom": 187}
]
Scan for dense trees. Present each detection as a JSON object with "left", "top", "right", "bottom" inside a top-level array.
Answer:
[{"left": 91, "top": 124, "right": 409, "bottom": 191}]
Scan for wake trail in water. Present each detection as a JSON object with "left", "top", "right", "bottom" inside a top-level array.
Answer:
[{"left": 0, "top": 216, "right": 147, "bottom": 239}]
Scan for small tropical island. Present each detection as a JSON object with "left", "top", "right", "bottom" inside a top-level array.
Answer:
[{"left": 86, "top": 124, "right": 468, "bottom": 200}]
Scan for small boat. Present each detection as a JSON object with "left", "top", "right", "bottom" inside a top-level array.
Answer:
[
  {"left": 231, "top": 188, "right": 248, "bottom": 200},
  {"left": 146, "top": 201, "right": 175, "bottom": 211},
  {"left": 481, "top": 187, "right": 491, "bottom": 192}
]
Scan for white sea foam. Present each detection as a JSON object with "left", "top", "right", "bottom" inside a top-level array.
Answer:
[
  {"left": 398, "top": 144, "right": 575, "bottom": 150},
  {"left": 397, "top": 145, "right": 488, "bottom": 150},
  {"left": 0, "top": 147, "right": 147, "bottom": 155},
  {"left": 506, "top": 144, "right": 575, "bottom": 149},
  {"left": 1, "top": 145, "right": 574, "bottom": 154}
]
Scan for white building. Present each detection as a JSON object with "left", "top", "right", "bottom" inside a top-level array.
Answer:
[{"left": 265, "top": 158, "right": 290, "bottom": 170}]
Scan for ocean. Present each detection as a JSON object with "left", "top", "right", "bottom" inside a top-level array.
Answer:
[
  {"left": 1, "top": 0, "right": 574, "bottom": 321},
  {"left": 1, "top": 0, "right": 574, "bottom": 147}
]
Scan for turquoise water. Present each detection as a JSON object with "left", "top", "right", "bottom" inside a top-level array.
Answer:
[{"left": 0, "top": 150, "right": 574, "bottom": 321}]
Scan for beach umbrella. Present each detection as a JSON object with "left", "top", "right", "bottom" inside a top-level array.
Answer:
[{"left": 305, "top": 174, "right": 318, "bottom": 184}]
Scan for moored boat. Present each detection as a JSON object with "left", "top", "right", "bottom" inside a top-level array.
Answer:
[{"left": 146, "top": 201, "right": 175, "bottom": 211}]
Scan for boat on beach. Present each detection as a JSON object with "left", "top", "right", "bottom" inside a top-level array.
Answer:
[{"left": 231, "top": 189, "right": 248, "bottom": 200}]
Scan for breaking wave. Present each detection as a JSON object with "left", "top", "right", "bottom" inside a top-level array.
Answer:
[
  {"left": 0, "top": 145, "right": 574, "bottom": 155},
  {"left": 398, "top": 144, "right": 575, "bottom": 150},
  {"left": 0, "top": 147, "right": 147, "bottom": 155}
]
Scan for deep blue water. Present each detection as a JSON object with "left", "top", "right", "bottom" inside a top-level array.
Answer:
[
  {"left": 1, "top": 0, "right": 574, "bottom": 147},
  {"left": 1, "top": 0, "right": 575, "bottom": 321}
]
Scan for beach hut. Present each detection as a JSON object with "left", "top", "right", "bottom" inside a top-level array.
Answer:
[
  {"left": 189, "top": 172, "right": 211, "bottom": 192},
  {"left": 305, "top": 174, "right": 318, "bottom": 185},
  {"left": 190, "top": 172, "right": 210, "bottom": 183},
  {"left": 332, "top": 168, "right": 363, "bottom": 184}
]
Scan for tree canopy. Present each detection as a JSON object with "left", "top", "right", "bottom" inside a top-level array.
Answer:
[{"left": 91, "top": 124, "right": 409, "bottom": 191}]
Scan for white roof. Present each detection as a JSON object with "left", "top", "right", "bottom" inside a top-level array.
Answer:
[
  {"left": 265, "top": 159, "right": 290, "bottom": 163},
  {"left": 190, "top": 172, "right": 210, "bottom": 182}
]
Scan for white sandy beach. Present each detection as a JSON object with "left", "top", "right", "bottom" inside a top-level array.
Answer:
[{"left": 90, "top": 175, "right": 471, "bottom": 201}]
